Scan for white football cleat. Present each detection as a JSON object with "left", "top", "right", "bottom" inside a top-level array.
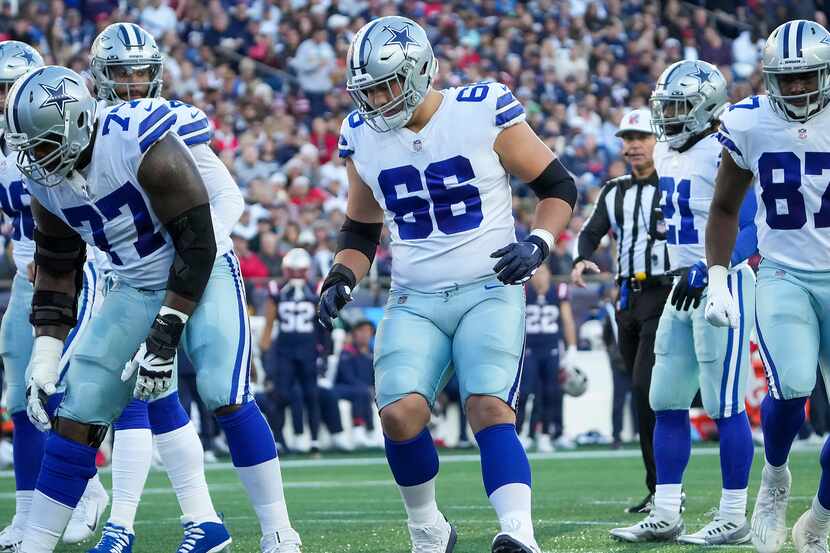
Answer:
[
  {"left": 491, "top": 532, "right": 541, "bottom": 553},
  {"left": 793, "top": 511, "right": 829, "bottom": 553},
  {"left": 609, "top": 511, "right": 684, "bottom": 542},
  {"left": 0, "top": 520, "right": 24, "bottom": 552},
  {"left": 63, "top": 476, "right": 110, "bottom": 544},
  {"left": 260, "top": 527, "right": 302, "bottom": 553},
  {"left": 408, "top": 513, "right": 456, "bottom": 553},
  {"left": 677, "top": 511, "right": 750, "bottom": 545},
  {"left": 751, "top": 466, "right": 791, "bottom": 553},
  {"left": 535, "top": 434, "right": 554, "bottom": 454}
]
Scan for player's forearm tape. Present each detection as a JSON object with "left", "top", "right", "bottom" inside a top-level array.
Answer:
[
  {"left": 336, "top": 216, "right": 382, "bottom": 263},
  {"left": 164, "top": 203, "right": 217, "bottom": 302},
  {"left": 30, "top": 290, "right": 77, "bottom": 328},
  {"left": 33, "top": 229, "right": 85, "bottom": 275},
  {"left": 527, "top": 158, "right": 577, "bottom": 208},
  {"left": 321, "top": 263, "right": 357, "bottom": 294}
]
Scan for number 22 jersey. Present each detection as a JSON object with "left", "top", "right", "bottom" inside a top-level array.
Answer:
[
  {"left": 718, "top": 94, "right": 830, "bottom": 271},
  {"left": 339, "top": 82, "right": 526, "bottom": 291}
]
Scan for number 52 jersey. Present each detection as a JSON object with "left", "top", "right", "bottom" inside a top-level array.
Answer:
[
  {"left": 339, "top": 81, "right": 526, "bottom": 292},
  {"left": 718, "top": 94, "right": 830, "bottom": 270}
]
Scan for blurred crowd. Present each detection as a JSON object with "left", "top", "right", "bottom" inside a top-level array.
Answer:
[{"left": 1, "top": 0, "right": 820, "bottom": 287}]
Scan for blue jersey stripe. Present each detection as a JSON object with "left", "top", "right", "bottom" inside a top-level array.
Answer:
[
  {"left": 782, "top": 21, "right": 791, "bottom": 59},
  {"left": 224, "top": 253, "right": 247, "bottom": 404},
  {"left": 797, "top": 20, "right": 805, "bottom": 57},
  {"left": 177, "top": 117, "right": 209, "bottom": 137},
  {"left": 716, "top": 132, "right": 743, "bottom": 158},
  {"left": 339, "top": 148, "right": 354, "bottom": 158},
  {"left": 495, "top": 104, "right": 525, "bottom": 126},
  {"left": 139, "top": 113, "right": 177, "bottom": 153},
  {"left": 138, "top": 103, "right": 172, "bottom": 137},
  {"left": 183, "top": 131, "right": 211, "bottom": 146},
  {"left": 496, "top": 92, "right": 516, "bottom": 110}
]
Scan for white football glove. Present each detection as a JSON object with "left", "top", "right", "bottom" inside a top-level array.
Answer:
[
  {"left": 122, "top": 306, "right": 187, "bottom": 400},
  {"left": 704, "top": 265, "right": 740, "bottom": 328},
  {"left": 561, "top": 345, "right": 578, "bottom": 371},
  {"left": 26, "top": 336, "right": 65, "bottom": 431}
]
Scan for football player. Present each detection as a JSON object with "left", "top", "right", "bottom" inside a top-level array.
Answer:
[
  {"left": 610, "top": 60, "right": 758, "bottom": 545},
  {"left": 706, "top": 19, "right": 830, "bottom": 553},
  {"left": 0, "top": 41, "right": 110, "bottom": 551},
  {"left": 5, "top": 66, "right": 298, "bottom": 553},
  {"left": 318, "top": 16, "right": 576, "bottom": 553},
  {"left": 83, "top": 23, "right": 248, "bottom": 553},
  {"left": 260, "top": 247, "right": 325, "bottom": 454},
  {"left": 517, "top": 263, "right": 577, "bottom": 453}
]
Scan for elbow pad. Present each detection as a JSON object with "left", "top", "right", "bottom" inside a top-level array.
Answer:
[
  {"left": 336, "top": 216, "right": 382, "bottom": 264},
  {"left": 165, "top": 203, "right": 217, "bottom": 303},
  {"left": 527, "top": 158, "right": 578, "bottom": 209}
]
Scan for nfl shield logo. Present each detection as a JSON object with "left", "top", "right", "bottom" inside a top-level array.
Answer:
[
  {"left": 413, "top": 139, "right": 422, "bottom": 152},
  {"left": 799, "top": 128, "right": 808, "bottom": 139},
  {"left": 398, "top": 295, "right": 408, "bottom": 304}
]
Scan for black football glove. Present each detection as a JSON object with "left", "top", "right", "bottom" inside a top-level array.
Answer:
[
  {"left": 670, "top": 260, "right": 709, "bottom": 311},
  {"left": 490, "top": 235, "right": 550, "bottom": 285},
  {"left": 318, "top": 264, "right": 356, "bottom": 330}
]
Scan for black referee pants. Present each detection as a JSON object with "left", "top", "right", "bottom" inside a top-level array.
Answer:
[{"left": 615, "top": 283, "right": 672, "bottom": 495}]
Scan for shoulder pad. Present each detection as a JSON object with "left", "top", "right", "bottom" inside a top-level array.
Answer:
[{"left": 338, "top": 111, "right": 364, "bottom": 158}]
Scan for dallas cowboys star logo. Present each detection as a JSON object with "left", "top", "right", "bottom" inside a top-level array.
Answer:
[
  {"left": 39, "top": 78, "right": 78, "bottom": 119},
  {"left": 689, "top": 66, "right": 712, "bottom": 83},
  {"left": 383, "top": 25, "right": 418, "bottom": 54},
  {"left": 15, "top": 47, "right": 36, "bottom": 66}
]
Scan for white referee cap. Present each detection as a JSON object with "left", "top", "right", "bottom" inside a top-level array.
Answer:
[{"left": 615, "top": 108, "right": 654, "bottom": 137}]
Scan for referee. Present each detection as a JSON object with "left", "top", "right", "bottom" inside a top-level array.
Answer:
[{"left": 571, "top": 108, "right": 671, "bottom": 514}]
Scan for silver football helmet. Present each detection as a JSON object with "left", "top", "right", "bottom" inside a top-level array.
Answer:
[
  {"left": 650, "top": 60, "right": 728, "bottom": 149},
  {"left": 763, "top": 20, "right": 830, "bottom": 122},
  {"left": 90, "top": 22, "right": 163, "bottom": 104},
  {"left": 5, "top": 66, "right": 97, "bottom": 186},
  {"left": 0, "top": 41, "right": 44, "bottom": 130},
  {"left": 346, "top": 16, "right": 438, "bottom": 132}
]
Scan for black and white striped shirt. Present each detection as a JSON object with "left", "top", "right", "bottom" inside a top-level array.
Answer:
[{"left": 574, "top": 172, "right": 669, "bottom": 279}]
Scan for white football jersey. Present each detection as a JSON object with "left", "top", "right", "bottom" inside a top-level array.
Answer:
[
  {"left": 27, "top": 97, "right": 181, "bottom": 289},
  {"left": 718, "top": 95, "right": 830, "bottom": 271},
  {"left": 0, "top": 131, "right": 34, "bottom": 276},
  {"left": 339, "top": 82, "right": 525, "bottom": 291},
  {"left": 653, "top": 133, "right": 721, "bottom": 269}
]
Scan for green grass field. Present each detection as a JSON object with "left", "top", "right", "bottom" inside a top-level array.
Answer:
[{"left": 0, "top": 445, "right": 822, "bottom": 552}]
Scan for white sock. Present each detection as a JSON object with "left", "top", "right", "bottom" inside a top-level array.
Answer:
[
  {"left": 21, "top": 491, "right": 73, "bottom": 553},
  {"left": 763, "top": 462, "right": 789, "bottom": 485},
  {"left": 155, "top": 423, "right": 220, "bottom": 525},
  {"left": 719, "top": 488, "right": 747, "bottom": 522},
  {"left": 654, "top": 484, "right": 683, "bottom": 520},
  {"left": 13, "top": 490, "right": 33, "bottom": 528},
  {"left": 398, "top": 477, "right": 439, "bottom": 525},
  {"left": 109, "top": 428, "right": 152, "bottom": 533},
  {"left": 811, "top": 496, "right": 830, "bottom": 534},
  {"left": 489, "top": 483, "right": 534, "bottom": 543},
  {"left": 236, "top": 458, "right": 290, "bottom": 535}
]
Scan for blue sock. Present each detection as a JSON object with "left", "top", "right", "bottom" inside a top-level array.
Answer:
[
  {"left": 818, "top": 436, "right": 830, "bottom": 509},
  {"left": 475, "top": 423, "right": 531, "bottom": 496},
  {"left": 37, "top": 433, "right": 97, "bottom": 507},
  {"left": 384, "top": 428, "right": 439, "bottom": 487},
  {"left": 148, "top": 392, "right": 189, "bottom": 435},
  {"left": 216, "top": 401, "right": 277, "bottom": 467},
  {"left": 654, "top": 410, "right": 691, "bottom": 485},
  {"left": 761, "top": 394, "right": 806, "bottom": 467},
  {"left": 715, "top": 411, "right": 754, "bottom": 489},
  {"left": 11, "top": 411, "right": 44, "bottom": 491},
  {"left": 113, "top": 399, "right": 150, "bottom": 431}
]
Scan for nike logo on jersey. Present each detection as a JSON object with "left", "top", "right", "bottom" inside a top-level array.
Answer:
[
  {"left": 484, "top": 283, "right": 503, "bottom": 290},
  {"left": 190, "top": 110, "right": 200, "bottom": 119}
]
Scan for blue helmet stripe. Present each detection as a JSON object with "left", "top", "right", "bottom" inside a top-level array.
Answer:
[
  {"left": 796, "top": 20, "right": 805, "bottom": 57},
  {"left": 782, "top": 22, "right": 791, "bottom": 59},
  {"left": 131, "top": 24, "right": 144, "bottom": 47},
  {"left": 11, "top": 68, "right": 42, "bottom": 134},
  {"left": 118, "top": 24, "right": 131, "bottom": 47},
  {"left": 357, "top": 20, "right": 382, "bottom": 71}
]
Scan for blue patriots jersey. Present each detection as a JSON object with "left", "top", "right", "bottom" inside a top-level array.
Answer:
[
  {"left": 269, "top": 279, "right": 321, "bottom": 352},
  {"left": 524, "top": 282, "right": 569, "bottom": 353},
  {"left": 26, "top": 97, "right": 178, "bottom": 289}
]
